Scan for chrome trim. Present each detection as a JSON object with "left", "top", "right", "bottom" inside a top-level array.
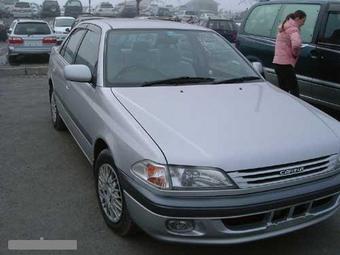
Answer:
[
  {"left": 229, "top": 155, "right": 338, "bottom": 189},
  {"left": 265, "top": 67, "right": 340, "bottom": 90}
]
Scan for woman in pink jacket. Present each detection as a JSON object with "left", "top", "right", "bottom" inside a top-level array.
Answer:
[{"left": 273, "top": 10, "right": 306, "bottom": 97}]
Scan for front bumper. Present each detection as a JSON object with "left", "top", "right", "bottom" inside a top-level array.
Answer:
[{"left": 122, "top": 173, "right": 340, "bottom": 244}]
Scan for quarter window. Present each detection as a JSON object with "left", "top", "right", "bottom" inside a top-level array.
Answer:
[
  {"left": 244, "top": 4, "right": 282, "bottom": 37},
  {"left": 75, "top": 29, "right": 101, "bottom": 74},
  {"left": 63, "top": 29, "right": 86, "bottom": 63},
  {"left": 273, "top": 4, "right": 321, "bottom": 43}
]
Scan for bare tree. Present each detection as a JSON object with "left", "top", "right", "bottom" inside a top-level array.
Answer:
[{"left": 136, "top": 0, "right": 143, "bottom": 16}]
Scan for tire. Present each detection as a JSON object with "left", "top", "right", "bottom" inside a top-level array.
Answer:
[
  {"left": 8, "top": 55, "right": 18, "bottom": 65},
  {"left": 50, "top": 90, "right": 66, "bottom": 131},
  {"left": 95, "top": 149, "right": 137, "bottom": 236}
]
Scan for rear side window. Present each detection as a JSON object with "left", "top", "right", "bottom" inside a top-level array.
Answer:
[
  {"left": 244, "top": 4, "right": 282, "bottom": 37},
  {"left": 14, "top": 23, "right": 51, "bottom": 35},
  {"left": 320, "top": 12, "right": 340, "bottom": 45},
  {"left": 62, "top": 29, "right": 86, "bottom": 63},
  {"left": 101, "top": 3, "right": 113, "bottom": 8},
  {"left": 273, "top": 4, "right": 321, "bottom": 43}
]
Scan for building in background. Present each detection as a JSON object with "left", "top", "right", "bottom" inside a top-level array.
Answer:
[{"left": 185, "top": 0, "right": 218, "bottom": 13}]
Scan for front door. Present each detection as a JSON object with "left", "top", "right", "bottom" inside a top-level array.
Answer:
[{"left": 314, "top": 8, "right": 340, "bottom": 110}]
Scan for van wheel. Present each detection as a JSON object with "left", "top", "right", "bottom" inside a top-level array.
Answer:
[
  {"left": 95, "top": 149, "right": 137, "bottom": 236},
  {"left": 50, "top": 90, "right": 66, "bottom": 131}
]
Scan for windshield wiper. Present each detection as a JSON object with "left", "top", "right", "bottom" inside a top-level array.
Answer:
[
  {"left": 142, "top": 77, "right": 215, "bottom": 87},
  {"left": 213, "top": 76, "right": 262, "bottom": 84}
]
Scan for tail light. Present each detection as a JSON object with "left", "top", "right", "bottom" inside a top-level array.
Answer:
[
  {"left": 42, "top": 36, "right": 57, "bottom": 44},
  {"left": 8, "top": 36, "right": 24, "bottom": 45}
]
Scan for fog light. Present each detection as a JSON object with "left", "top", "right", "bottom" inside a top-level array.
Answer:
[{"left": 166, "top": 220, "right": 195, "bottom": 233}]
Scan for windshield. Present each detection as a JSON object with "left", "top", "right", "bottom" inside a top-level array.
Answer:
[
  {"left": 14, "top": 22, "right": 51, "bottom": 35},
  {"left": 101, "top": 3, "right": 113, "bottom": 8},
  {"left": 15, "top": 2, "right": 30, "bottom": 8},
  {"left": 55, "top": 19, "right": 74, "bottom": 27},
  {"left": 66, "top": 0, "right": 81, "bottom": 7},
  {"left": 105, "top": 29, "right": 259, "bottom": 87}
]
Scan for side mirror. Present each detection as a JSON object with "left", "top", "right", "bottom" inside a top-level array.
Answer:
[
  {"left": 252, "top": 62, "right": 264, "bottom": 75},
  {"left": 7, "top": 28, "right": 12, "bottom": 34},
  {"left": 64, "top": 65, "right": 92, "bottom": 82},
  {"left": 65, "top": 28, "right": 70, "bottom": 33}
]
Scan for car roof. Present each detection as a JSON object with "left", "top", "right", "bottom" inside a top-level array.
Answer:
[
  {"left": 55, "top": 16, "right": 75, "bottom": 20},
  {"left": 256, "top": 0, "right": 339, "bottom": 4},
  {"left": 15, "top": 19, "right": 48, "bottom": 23},
  {"left": 87, "top": 18, "right": 210, "bottom": 31}
]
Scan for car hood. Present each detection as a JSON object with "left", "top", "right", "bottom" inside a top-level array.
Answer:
[{"left": 111, "top": 82, "right": 340, "bottom": 171}]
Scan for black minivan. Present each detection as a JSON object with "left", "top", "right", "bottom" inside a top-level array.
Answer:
[
  {"left": 201, "top": 18, "right": 239, "bottom": 43},
  {"left": 237, "top": 1, "right": 340, "bottom": 111},
  {"left": 40, "top": 0, "right": 60, "bottom": 18}
]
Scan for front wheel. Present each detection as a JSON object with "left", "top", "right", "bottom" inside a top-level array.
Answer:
[{"left": 95, "top": 149, "right": 137, "bottom": 236}]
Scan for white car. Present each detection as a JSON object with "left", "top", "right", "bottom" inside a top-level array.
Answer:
[
  {"left": 52, "top": 17, "right": 75, "bottom": 44},
  {"left": 12, "top": 2, "right": 33, "bottom": 18},
  {"left": 94, "top": 2, "right": 114, "bottom": 17}
]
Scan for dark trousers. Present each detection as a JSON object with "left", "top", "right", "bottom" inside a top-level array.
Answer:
[{"left": 274, "top": 64, "right": 299, "bottom": 97}]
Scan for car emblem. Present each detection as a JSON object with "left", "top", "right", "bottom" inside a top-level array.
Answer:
[{"left": 279, "top": 167, "right": 304, "bottom": 176}]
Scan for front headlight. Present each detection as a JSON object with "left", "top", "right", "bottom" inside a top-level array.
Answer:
[
  {"left": 131, "top": 160, "right": 237, "bottom": 190},
  {"left": 169, "top": 165, "right": 237, "bottom": 190}
]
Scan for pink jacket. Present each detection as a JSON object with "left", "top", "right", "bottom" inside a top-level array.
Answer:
[{"left": 273, "top": 19, "right": 302, "bottom": 67}]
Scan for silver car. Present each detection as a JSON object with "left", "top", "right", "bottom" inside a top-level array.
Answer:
[
  {"left": 12, "top": 1, "right": 33, "bottom": 18},
  {"left": 8, "top": 19, "right": 56, "bottom": 64},
  {"left": 48, "top": 19, "right": 340, "bottom": 244}
]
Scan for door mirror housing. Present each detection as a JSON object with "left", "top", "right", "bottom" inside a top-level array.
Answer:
[
  {"left": 65, "top": 28, "right": 70, "bottom": 33},
  {"left": 7, "top": 28, "right": 12, "bottom": 34},
  {"left": 64, "top": 65, "right": 92, "bottom": 83},
  {"left": 252, "top": 61, "right": 264, "bottom": 75}
]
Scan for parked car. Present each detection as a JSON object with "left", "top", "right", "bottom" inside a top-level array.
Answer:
[
  {"left": 7, "top": 19, "right": 56, "bottom": 64},
  {"left": 52, "top": 16, "right": 75, "bottom": 44},
  {"left": 0, "top": 2, "right": 11, "bottom": 18},
  {"left": 64, "top": 0, "right": 82, "bottom": 18},
  {"left": 119, "top": 5, "right": 137, "bottom": 18},
  {"left": 40, "top": 0, "right": 60, "bottom": 18},
  {"left": 12, "top": 2, "right": 33, "bottom": 18},
  {"left": 3, "top": 0, "right": 18, "bottom": 13},
  {"left": 94, "top": 2, "right": 115, "bottom": 17},
  {"left": 30, "top": 2, "right": 40, "bottom": 18},
  {"left": 237, "top": 0, "right": 340, "bottom": 111},
  {"left": 48, "top": 19, "right": 340, "bottom": 244},
  {"left": 201, "top": 18, "right": 238, "bottom": 43}
]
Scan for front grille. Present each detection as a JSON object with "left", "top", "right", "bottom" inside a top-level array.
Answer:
[
  {"left": 222, "top": 193, "right": 339, "bottom": 232},
  {"left": 229, "top": 155, "right": 338, "bottom": 189}
]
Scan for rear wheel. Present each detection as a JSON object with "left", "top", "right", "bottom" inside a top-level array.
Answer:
[
  {"left": 50, "top": 90, "right": 66, "bottom": 131},
  {"left": 95, "top": 149, "right": 137, "bottom": 236}
]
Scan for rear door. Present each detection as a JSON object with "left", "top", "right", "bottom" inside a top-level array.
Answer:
[
  {"left": 313, "top": 4, "right": 340, "bottom": 110},
  {"left": 51, "top": 26, "right": 87, "bottom": 121}
]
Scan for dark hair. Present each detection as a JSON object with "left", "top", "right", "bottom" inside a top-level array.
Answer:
[{"left": 281, "top": 10, "right": 306, "bottom": 30}]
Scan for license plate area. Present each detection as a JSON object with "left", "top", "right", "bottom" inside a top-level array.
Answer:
[{"left": 24, "top": 41, "right": 42, "bottom": 47}]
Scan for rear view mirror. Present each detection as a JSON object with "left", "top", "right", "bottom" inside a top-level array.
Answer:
[
  {"left": 64, "top": 65, "right": 92, "bottom": 82},
  {"left": 252, "top": 62, "right": 264, "bottom": 75}
]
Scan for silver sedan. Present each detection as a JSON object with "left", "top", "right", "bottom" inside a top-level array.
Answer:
[{"left": 48, "top": 18, "right": 340, "bottom": 244}]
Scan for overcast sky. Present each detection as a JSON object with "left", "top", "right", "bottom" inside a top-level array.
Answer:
[{"left": 26, "top": 0, "right": 255, "bottom": 12}]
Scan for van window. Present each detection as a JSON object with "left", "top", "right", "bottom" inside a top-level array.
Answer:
[
  {"left": 273, "top": 4, "right": 320, "bottom": 43},
  {"left": 321, "top": 12, "right": 340, "bottom": 45},
  {"left": 244, "top": 4, "right": 282, "bottom": 37}
]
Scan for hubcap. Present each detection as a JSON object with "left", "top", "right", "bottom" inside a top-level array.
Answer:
[
  {"left": 50, "top": 92, "right": 57, "bottom": 123},
  {"left": 98, "top": 164, "right": 123, "bottom": 223}
]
